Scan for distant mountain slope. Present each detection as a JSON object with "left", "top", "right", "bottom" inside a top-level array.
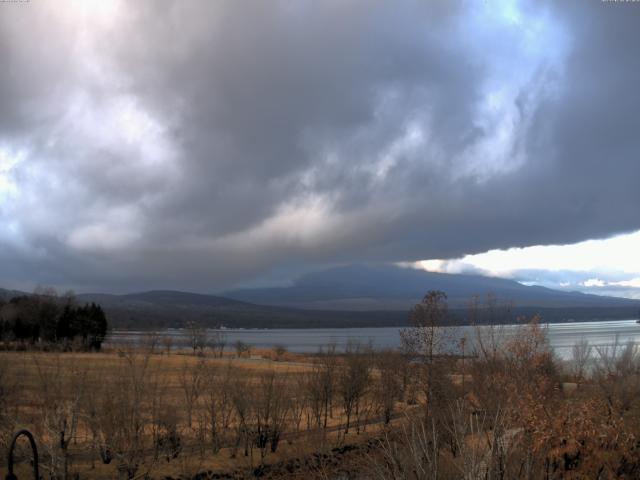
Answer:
[
  {"left": 225, "top": 264, "right": 640, "bottom": 310},
  {"left": 75, "top": 289, "right": 408, "bottom": 329},
  {"left": 78, "top": 290, "right": 248, "bottom": 309},
  {"left": 2, "top": 281, "right": 640, "bottom": 329},
  {"left": 0, "top": 288, "right": 27, "bottom": 300}
]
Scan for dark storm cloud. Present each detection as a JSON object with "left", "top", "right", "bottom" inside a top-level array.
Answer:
[{"left": 0, "top": 0, "right": 639, "bottom": 292}]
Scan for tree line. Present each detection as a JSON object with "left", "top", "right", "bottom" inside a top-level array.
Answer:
[{"left": 0, "top": 288, "right": 108, "bottom": 350}]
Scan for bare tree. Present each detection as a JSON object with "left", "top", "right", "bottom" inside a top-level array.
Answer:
[
  {"left": 447, "top": 400, "right": 514, "bottom": 480},
  {"left": 34, "top": 355, "right": 87, "bottom": 480},
  {"left": 401, "top": 290, "right": 453, "bottom": 409},
  {"left": 153, "top": 406, "right": 182, "bottom": 462},
  {"left": 273, "top": 344, "right": 287, "bottom": 360},
  {"left": 186, "top": 321, "right": 207, "bottom": 354},
  {"left": 179, "top": 357, "right": 207, "bottom": 428},
  {"left": 470, "top": 297, "right": 510, "bottom": 362},
  {"left": 93, "top": 350, "right": 162, "bottom": 479},
  {"left": 235, "top": 340, "right": 251, "bottom": 358},
  {"left": 161, "top": 334, "right": 173, "bottom": 355},
  {"left": 593, "top": 338, "right": 640, "bottom": 415},
  {"left": 253, "top": 370, "right": 290, "bottom": 460},
  {"left": 338, "top": 341, "right": 372, "bottom": 434},
  {"left": 614, "top": 340, "right": 640, "bottom": 375},
  {"left": 208, "top": 329, "right": 227, "bottom": 358},
  {"left": 307, "top": 344, "right": 337, "bottom": 430},
  {"left": 230, "top": 375, "right": 251, "bottom": 458},
  {"left": 571, "top": 337, "right": 592, "bottom": 382},
  {"left": 369, "top": 414, "right": 441, "bottom": 480},
  {"left": 289, "top": 373, "right": 308, "bottom": 434},
  {"left": 373, "top": 350, "right": 404, "bottom": 425},
  {"left": 141, "top": 330, "right": 161, "bottom": 354},
  {"left": 204, "top": 363, "right": 234, "bottom": 453}
]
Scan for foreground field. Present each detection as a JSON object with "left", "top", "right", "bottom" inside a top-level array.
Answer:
[
  {"left": 5, "top": 317, "right": 640, "bottom": 479},
  {"left": 0, "top": 345, "right": 412, "bottom": 479}
]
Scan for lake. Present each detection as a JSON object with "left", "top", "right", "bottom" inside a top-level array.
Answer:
[{"left": 106, "top": 319, "right": 640, "bottom": 361}]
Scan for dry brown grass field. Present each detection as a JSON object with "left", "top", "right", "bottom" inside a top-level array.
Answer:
[
  {"left": 0, "top": 345, "right": 412, "bottom": 479},
  {"left": 4, "top": 319, "right": 640, "bottom": 479}
]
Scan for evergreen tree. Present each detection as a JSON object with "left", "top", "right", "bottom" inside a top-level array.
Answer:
[{"left": 0, "top": 292, "right": 108, "bottom": 350}]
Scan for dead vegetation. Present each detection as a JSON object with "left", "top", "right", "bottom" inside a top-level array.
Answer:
[
  {"left": 0, "top": 341, "right": 410, "bottom": 479},
  {"left": 3, "top": 293, "right": 640, "bottom": 479}
]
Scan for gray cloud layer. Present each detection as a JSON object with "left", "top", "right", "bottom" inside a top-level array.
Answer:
[{"left": 0, "top": 0, "right": 639, "bottom": 292}]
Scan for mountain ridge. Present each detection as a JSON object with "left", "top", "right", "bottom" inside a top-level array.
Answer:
[
  {"left": 2, "top": 266, "right": 639, "bottom": 329},
  {"left": 225, "top": 264, "right": 640, "bottom": 310}
]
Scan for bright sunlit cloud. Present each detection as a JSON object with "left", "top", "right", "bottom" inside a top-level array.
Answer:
[
  {"left": 411, "top": 230, "right": 640, "bottom": 298},
  {"left": 66, "top": 0, "right": 122, "bottom": 24},
  {"left": 418, "top": 230, "right": 640, "bottom": 275}
]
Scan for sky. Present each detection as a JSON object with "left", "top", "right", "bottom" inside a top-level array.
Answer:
[{"left": 0, "top": 0, "right": 639, "bottom": 296}]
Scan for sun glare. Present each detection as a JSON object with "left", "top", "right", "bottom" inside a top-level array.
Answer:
[{"left": 67, "top": 0, "right": 122, "bottom": 25}]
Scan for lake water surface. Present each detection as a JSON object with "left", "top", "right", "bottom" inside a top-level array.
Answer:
[{"left": 106, "top": 319, "right": 640, "bottom": 360}]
